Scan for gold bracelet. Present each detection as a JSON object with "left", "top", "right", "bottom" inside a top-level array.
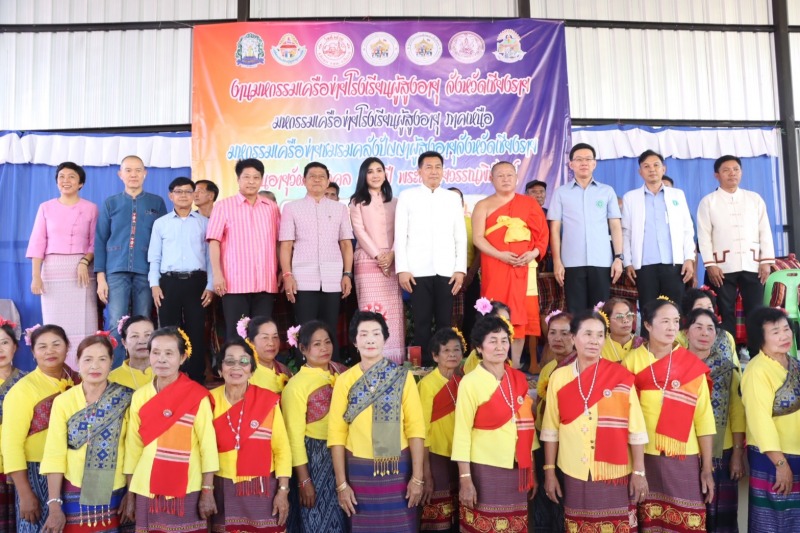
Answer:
[
  {"left": 543, "top": 464, "right": 556, "bottom": 471},
  {"left": 459, "top": 473, "right": 471, "bottom": 478},
  {"left": 336, "top": 482, "right": 348, "bottom": 493},
  {"left": 410, "top": 476, "right": 425, "bottom": 486}
]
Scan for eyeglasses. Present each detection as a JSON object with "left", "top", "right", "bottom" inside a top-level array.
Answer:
[
  {"left": 171, "top": 189, "right": 194, "bottom": 195},
  {"left": 612, "top": 313, "right": 635, "bottom": 322},
  {"left": 571, "top": 157, "right": 595, "bottom": 163},
  {"left": 222, "top": 357, "right": 252, "bottom": 367}
]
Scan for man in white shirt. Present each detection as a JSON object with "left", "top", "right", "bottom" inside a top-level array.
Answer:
[
  {"left": 622, "top": 150, "right": 695, "bottom": 308},
  {"left": 697, "top": 155, "right": 776, "bottom": 335},
  {"left": 395, "top": 151, "right": 467, "bottom": 365}
]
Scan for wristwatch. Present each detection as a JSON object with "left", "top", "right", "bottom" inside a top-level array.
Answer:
[
  {"left": 342, "top": 271, "right": 353, "bottom": 279},
  {"left": 613, "top": 253, "right": 624, "bottom": 261},
  {"left": 775, "top": 459, "right": 787, "bottom": 468}
]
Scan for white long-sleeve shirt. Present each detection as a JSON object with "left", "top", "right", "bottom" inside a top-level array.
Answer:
[{"left": 394, "top": 185, "right": 467, "bottom": 277}]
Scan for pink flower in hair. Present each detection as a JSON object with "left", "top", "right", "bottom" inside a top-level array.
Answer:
[
  {"left": 593, "top": 301, "right": 605, "bottom": 313},
  {"left": 236, "top": 316, "right": 251, "bottom": 339},
  {"left": 287, "top": 325, "right": 301, "bottom": 348},
  {"left": 474, "top": 297, "right": 492, "bottom": 316},
  {"left": 116, "top": 315, "right": 130, "bottom": 336},
  {"left": 544, "top": 309, "right": 563, "bottom": 325},
  {"left": 24, "top": 324, "right": 42, "bottom": 346}
]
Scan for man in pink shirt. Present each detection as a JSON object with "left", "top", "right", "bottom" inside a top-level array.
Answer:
[
  {"left": 207, "top": 159, "right": 281, "bottom": 339},
  {"left": 279, "top": 162, "right": 354, "bottom": 358}
]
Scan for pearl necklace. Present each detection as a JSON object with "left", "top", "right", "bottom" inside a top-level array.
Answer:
[
  {"left": 648, "top": 344, "right": 673, "bottom": 404},
  {"left": 576, "top": 359, "right": 600, "bottom": 416},
  {"left": 225, "top": 386, "right": 247, "bottom": 450},
  {"left": 496, "top": 370, "right": 516, "bottom": 424},
  {"left": 443, "top": 376, "right": 459, "bottom": 407}
]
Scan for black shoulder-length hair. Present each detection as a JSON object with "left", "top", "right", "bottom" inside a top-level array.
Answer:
[{"left": 350, "top": 157, "right": 392, "bottom": 206}]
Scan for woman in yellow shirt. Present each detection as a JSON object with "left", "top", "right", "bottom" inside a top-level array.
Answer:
[
  {"left": 741, "top": 307, "right": 800, "bottom": 531},
  {"left": 281, "top": 321, "right": 346, "bottom": 533},
  {"left": 247, "top": 317, "right": 292, "bottom": 393},
  {"left": 2, "top": 324, "right": 78, "bottom": 532},
  {"left": 108, "top": 315, "right": 154, "bottom": 390},
  {"left": 621, "top": 299, "right": 716, "bottom": 533},
  {"left": 684, "top": 308, "right": 745, "bottom": 532},
  {"left": 452, "top": 315, "right": 535, "bottom": 533},
  {"left": 209, "top": 339, "right": 291, "bottom": 532},
  {"left": 601, "top": 298, "right": 643, "bottom": 362},
  {"left": 417, "top": 327, "right": 465, "bottom": 531},
  {"left": 462, "top": 300, "right": 510, "bottom": 374},
  {"left": 41, "top": 333, "right": 134, "bottom": 532},
  {"left": 122, "top": 327, "right": 218, "bottom": 533},
  {"left": 542, "top": 310, "right": 648, "bottom": 532},
  {"left": 328, "top": 310, "right": 425, "bottom": 533},
  {"left": 0, "top": 317, "right": 27, "bottom": 531}
]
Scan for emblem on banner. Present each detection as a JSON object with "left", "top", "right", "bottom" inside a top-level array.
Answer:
[
  {"left": 493, "top": 29, "right": 525, "bottom": 63},
  {"left": 315, "top": 32, "right": 355, "bottom": 68},
  {"left": 235, "top": 32, "right": 266, "bottom": 68},
  {"left": 448, "top": 31, "right": 485, "bottom": 64},
  {"left": 271, "top": 33, "right": 307, "bottom": 66},
  {"left": 405, "top": 32, "right": 442, "bottom": 66},
  {"left": 361, "top": 32, "right": 400, "bottom": 67}
]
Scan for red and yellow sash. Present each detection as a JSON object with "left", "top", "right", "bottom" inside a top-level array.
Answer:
[
  {"left": 431, "top": 374, "right": 462, "bottom": 423},
  {"left": 138, "top": 374, "right": 210, "bottom": 500},
  {"left": 474, "top": 368, "right": 535, "bottom": 491},
  {"left": 634, "top": 347, "right": 710, "bottom": 457},
  {"left": 28, "top": 367, "right": 79, "bottom": 436},
  {"left": 558, "top": 359, "right": 634, "bottom": 481}
]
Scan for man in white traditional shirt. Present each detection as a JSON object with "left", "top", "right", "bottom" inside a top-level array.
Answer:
[
  {"left": 697, "top": 155, "right": 775, "bottom": 335},
  {"left": 395, "top": 151, "right": 467, "bottom": 365}
]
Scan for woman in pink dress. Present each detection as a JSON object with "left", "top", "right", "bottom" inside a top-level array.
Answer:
[
  {"left": 26, "top": 162, "right": 99, "bottom": 367},
  {"left": 349, "top": 157, "right": 405, "bottom": 364}
]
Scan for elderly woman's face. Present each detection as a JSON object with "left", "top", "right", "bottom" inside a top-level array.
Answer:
[
  {"left": 78, "top": 343, "right": 113, "bottom": 385},
  {"left": 478, "top": 330, "right": 510, "bottom": 364},
  {"left": 253, "top": 322, "right": 280, "bottom": 364},
  {"left": 572, "top": 318, "right": 605, "bottom": 361},
  {"left": 33, "top": 331, "right": 67, "bottom": 374},
  {"left": 547, "top": 318, "right": 573, "bottom": 358},
  {"left": 149, "top": 336, "right": 186, "bottom": 379},
  {"left": 762, "top": 318, "right": 794, "bottom": 357},
  {"left": 354, "top": 320, "right": 385, "bottom": 363},
  {"left": 0, "top": 329, "right": 16, "bottom": 370},
  {"left": 220, "top": 345, "right": 254, "bottom": 386}
]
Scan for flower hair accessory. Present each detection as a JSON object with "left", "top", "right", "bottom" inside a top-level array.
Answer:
[
  {"left": 474, "top": 297, "right": 493, "bottom": 316},
  {"left": 0, "top": 316, "right": 18, "bottom": 330},
  {"left": 452, "top": 327, "right": 467, "bottom": 352},
  {"left": 116, "top": 315, "right": 130, "bottom": 336},
  {"left": 699, "top": 285, "right": 718, "bottom": 297},
  {"left": 287, "top": 325, "right": 301, "bottom": 348},
  {"left": 362, "top": 302, "right": 388, "bottom": 320},
  {"left": 544, "top": 309, "right": 563, "bottom": 325},
  {"left": 94, "top": 330, "right": 119, "bottom": 349},
  {"left": 177, "top": 328, "right": 193, "bottom": 358},
  {"left": 595, "top": 309, "right": 610, "bottom": 329},
  {"left": 497, "top": 315, "right": 515, "bottom": 340},
  {"left": 24, "top": 324, "right": 42, "bottom": 346},
  {"left": 657, "top": 295, "right": 674, "bottom": 304},
  {"left": 236, "top": 316, "right": 251, "bottom": 339},
  {"left": 244, "top": 338, "right": 258, "bottom": 358},
  {"left": 593, "top": 301, "right": 605, "bottom": 313}
]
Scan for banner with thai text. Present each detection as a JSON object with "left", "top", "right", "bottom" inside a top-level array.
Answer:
[{"left": 192, "top": 20, "right": 570, "bottom": 202}]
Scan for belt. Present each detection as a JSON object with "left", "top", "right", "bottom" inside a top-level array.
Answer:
[{"left": 162, "top": 270, "right": 206, "bottom": 280}]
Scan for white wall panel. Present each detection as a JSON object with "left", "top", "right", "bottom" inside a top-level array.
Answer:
[
  {"left": 0, "top": 0, "right": 237, "bottom": 24},
  {"left": 0, "top": 29, "right": 191, "bottom": 130},
  {"left": 567, "top": 28, "right": 777, "bottom": 121},
  {"left": 250, "top": 0, "right": 517, "bottom": 18},
  {"left": 529, "top": 0, "right": 771, "bottom": 25}
]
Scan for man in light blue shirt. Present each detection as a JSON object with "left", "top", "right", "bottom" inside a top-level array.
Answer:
[
  {"left": 547, "top": 143, "right": 623, "bottom": 313},
  {"left": 148, "top": 177, "right": 214, "bottom": 383}
]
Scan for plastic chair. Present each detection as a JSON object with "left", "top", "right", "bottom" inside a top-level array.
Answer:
[{"left": 763, "top": 269, "right": 800, "bottom": 357}]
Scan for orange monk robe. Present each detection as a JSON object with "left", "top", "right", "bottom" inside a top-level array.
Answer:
[{"left": 482, "top": 194, "right": 549, "bottom": 337}]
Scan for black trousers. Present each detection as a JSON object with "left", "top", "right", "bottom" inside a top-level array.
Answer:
[
  {"left": 635, "top": 264, "right": 686, "bottom": 310},
  {"left": 706, "top": 270, "right": 764, "bottom": 338},
  {"left": 461, "top": 274, "right": 482, "bottom": 345},
  {"left": 221, "top": 292, "right": 275, "bottom": 339},
  {"left": 158, "top": 272, "right": 208, "bottom": 384},
  {"left": 410, "top": 275, "right": 454, "bottom": 366},
  {"left": 564, "top": 267, "right": 611, "bottom": 314},
  {"left": 294, "top": 290, "right": 342, "bottom": 360}
]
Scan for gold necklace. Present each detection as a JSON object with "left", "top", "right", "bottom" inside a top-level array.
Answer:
[{"left": 126, "top": 362, "right": 139, "bottom": 389}]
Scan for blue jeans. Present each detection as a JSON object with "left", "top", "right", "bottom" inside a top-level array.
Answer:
[{"left": 105, "top": 272, "right": 152, "bottom": 366}]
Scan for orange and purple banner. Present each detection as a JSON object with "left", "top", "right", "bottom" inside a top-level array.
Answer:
[{"left": 192, "top": 20, "right": 571, "bottom": 201}]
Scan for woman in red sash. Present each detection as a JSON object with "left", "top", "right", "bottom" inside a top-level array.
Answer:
[
  {"left": 452, "top": 315, "right": 535, "bottom": 533},
  {"left": 2, "top": 324, "right": 77, "bottom": 533},
  {"left": 0, "top": 317, "right": 26, "bottom": 531},
  {"left": 418, "top": 327, "right": 466, "bottom": 531},
  {"left": 122, "top": 327, "right": 218, "bottom": 533},
  {"left": 622, "top": 299, "right": 716, "bottom": 532},
  {"left": 210, "top": 339, "right": 291, "bottom": 532},
  {"left": 541, "top": 310, "right": 648, "bottom": 532}
]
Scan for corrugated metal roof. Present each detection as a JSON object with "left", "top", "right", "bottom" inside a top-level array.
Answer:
[
  {"left": 250, "top": 0, "right": 518, "bottom": 18},
  {"left": 0, "top": 0, "right": 237, "bottom": 24}
]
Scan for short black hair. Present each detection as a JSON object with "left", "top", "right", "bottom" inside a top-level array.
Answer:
[
  {"left": 236, "top": 158, "right": 264, "bottom": 177},
  {"left": 120, "top": 315, "right": 155, "bottom": 339},
  {"left": 640, "top": 299, "right": 680, "bottom": 340},
  {"left": 195, "top": 179, "right": 219, "bottom": 200},
  {"left": 418, "top": 151, "right": 444, "bottom": 168},
  {"left": 429, "top": 327, "right": 464, "bottom": 355},
  {"left": 447, "top": 187, "right": 464, "bottom": 203},
  {"left": 569, "top": 310, "right": 608, "bottom": 336},
  {"left": 168, "top": 177, "right": 195, "bottom": 192},
  {"left": 491, "top": 300, "right": 511, "bottom": 316},
  {"left": 148, "top": 326, "right": 188, "bottom": 355},
  {"left": 304, "top": 161, "right": 329, "bottom": 178},
  {"left": 298, "top": 320, "right": 336, "bottom": 351},
  {"left": 326, "top": 182, "right": 340, "bottom": 194},
  {"left": 638, "top": 149, "right": 664, "bottom": 166},
  {"left": 246, "top": 316, "right": 278, "bottom": 341},
  {"left": 55, "top": 162, "right": 86, "bottom": 185},
  {"left": 683, "top": 308, "right": 719, "bottom": 331},
  {"left": 213, "top": 339, "right": 256, "bottom": 375},
  {"left": 746, "top": 306, "right": 791, "bottom": 353},
  {"left": 470, "top": 315, "right": 511, "bottom": 359},
  {"left": 569, "top": 143, "right": 596, "bottom": 160},
  {"left": 662, "top": 176, "right": 674, "bottom": 186},
  {"left": 30, "top": 324, "right": 69, "bottom": 349},
  {"left": 714, "top": 155, "right": 742, "bottom": 173},
  {"left": 348, "top": 311, "right": 390, "bottom": 343},
  {"left": 681, "top": 288, "right": 718, "bottom": 318},
  {"left": 0, "top": 324, "right": 18, "bottom": 348},
  {"left": 525, "top": 180, "right": 546, "bottom": 191}
]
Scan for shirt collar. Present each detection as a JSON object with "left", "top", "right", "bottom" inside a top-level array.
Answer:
[
  {"left": 169, "top": 209, "right": 198, "bottom": 218},
  {"left": 643, "top": 184, "right": 664, "bottom": 196},
  {"left": 568, "top": 178, "right": 597, "bottom": 188},
  {"left": 236, "top": 193, "right": 268, "bottom": 205}
]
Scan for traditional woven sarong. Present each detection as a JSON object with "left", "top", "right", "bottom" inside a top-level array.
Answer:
[
  {"left": 0, "top": 474, "right": 15, "bottom": 533},
  {"left": 295, "top": 437, "right": 346, "bottom": 533},
  {"left": 747, "top": 446, "right": 800, "bottom": 532},
  {"left": 62, "top": 481, "right": 130, "bottom": 533},
  {"left": 211, "top": 476, "right": 283, "bottom": 532},
  {"left": 420, "top": 452, "right": 457, "bottom": 531},
  {"left": 563, "top": 474, "right": 635, "bottom": 533},
  {"left": 346, "top": 449, "right": 418, "bottom": 533},
  {"left": 41, "top": 253, "right": 98, "bottom": 367},
  {"left": 16, "top": 461, "right": 49, "bottom": 532},
  {"left": 707, "top": 448, "right": 739, "bottom": 533},
  {"left": 459, "top": 463, "right": 527, "bottom": 533},
  {"left": 133, "top": 492, "right": 206, "bottom": 533},
  {"left": 354, "top": 248, "right": 405, "bottom": 364},
  {"left": 639, "top": 454, "right": 706, "bottom": 532}
]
